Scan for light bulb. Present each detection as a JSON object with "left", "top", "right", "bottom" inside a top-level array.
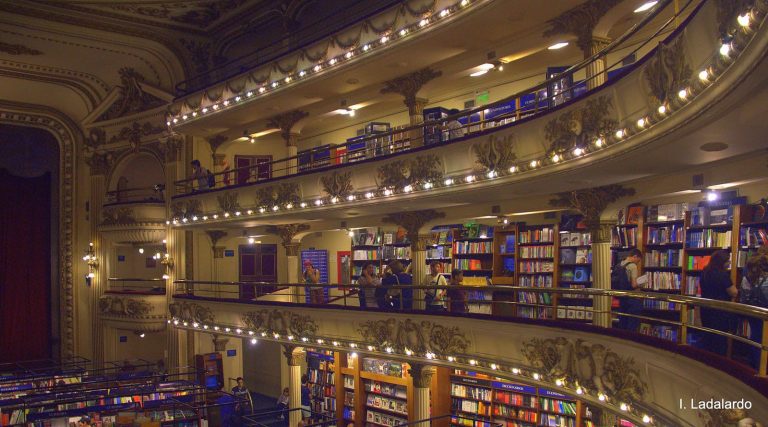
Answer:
[
  {"left": 529, "top": 160, "right": 539, "bottom": 168},
  {"left": 259, "top": 87, "right": 266, "bottom": 93},
  {"left": 182, "top": 115, "right": 188, "bottom": 120},
  {"left": 223, "top": 212, "right": 230, "bottom": 217},
  {"left": 657, "top": 105, "right": 667, "bottom": 115},
  {"left": 350, "top": 352, "right": 358, "bottom": 358},
  {"left": 573, "top": 147, "right": 584, "bottom": 156},
  {"left": 139, "top": 333, "right": 145, "bottom": 338},
  {"left": 300, "top": 202, "right": 307, "bottom": 208},
  {"left": 380, "top": 36, "right": 389, "bottom": 44},
  {"left": 720, "top": 42, "right": 732, "bottom": 56},
  {"left": 367, "top": 345, "right": 374, "bottom": 351},
  {"left": 247, "top": 210, "right": 253, "bottom": 215},
  {"left": 138, "top": 248, "right": 144, "bottom": 254},
  {"left": 403, "top": 185, "right": 413, "bottom": 193},
  {"left": 246, "top": 91, "right": 253, "bottom": 97},
  {"left": 512, "top": 368, "right": 520, "bottom": 374},
  {"left": 212, "top": 104, "right": 219, "bottom": 110},
  {"left": 192, "top": 111, "right": 198, "bottom": 116},
  {"left": 383, "top": 189, "right": 392, "bottom": 196},
  {"left": 533, "top": 373, "right": 540, "bottom": 380},
  {"left": 172, "top": 118, "right": 178, "bottom": 124},
  {"left": 248, "top": 237, "right": 255, "bottom": 244},
  {"left": 643, "top": 415, "right": 651, "bottom": 423},
  {"left": 615, "top": 129, "right": 625, "bottom": 139},
  {"left": 349, "top": 343, "right": 357, "bottom": 348},
  {"left": 317, "top": 339, "right": 324, "bottom": 344},
  {"left": 444, "top": 178, "right": 454, "bottom": 186},
  {"left": 423, "top": 182, "right": 433, "bottom": 189},
  {"left": 284, "top": 77, "right": 291, "bottom": 83},
  {"left": 699, "top": 69, "right": 710, "bottom": 81},
  {"left": 405, "top": 348, "right": 413, "bottom": 356},
  {"left": 447, "top": 356, "right": 455, "bottom": 362},
  {"left": 509, "top": 166, "right": 517, "bottom": 173},
  {"left": 678, "top": 88, "right": 688, "bottom": 99},
  {"left": 348, "top": 230, "right": 354, "bottom": 237},
  {"left": 223, "top": 100, "right": 229, "bottom": 106},
  {"left": 363, "top": 44, "right": 370, "bottom": 51},
  {"left": 236, "top": 329, "right": 242, "bottom": 334},
  {"left": 598, "top": 393, "right": 606, "bottom": 401},
  {"left": 490, "top": 363, "right": 497, "bottom": 370},
  {"left": 552, "top": 154, "right": 561, "bottom": 163},
  {"left": 620, "top": 403, "right": 628, "bottom": 411},
  {"left": 286, "top": 203, "right": 293, "bottom": 209},
  {"left": 738, "top": 13, "right": 751, "bottom": 27},
  {"left": 272, "top": 205, "right": 279, "bottom": 211},
  {"left": 555, "top": 379, "right": 564, "bottom": 386},
  {"left": 332, "top": 341, "right": 339, "bottom": 346},
  {"left": 234, "top": 211, "right": 241, "bottom": 216},
  {"left": 576, "top": 387, "right": 583, "bottom": 395},
  {"left": 419, "top": 19, "right": 429, "bottom": 27},
  {"left": 486, "top": 170, "right": 497, "bottom": 178},
  {"left": 299, "top": 70, "right": 306, "bottom": 77},
  {"left": 440, "top": 9, "right": 449, "bottom": 17},
  {"left": 425, "top": 352, "right": 435, "bottom": 359},
  {"left": 706, "top": 190, "right": 719, "bottom": 201},
  {"left": 637, "top": 117, "right": 647, "bottom": 128},
  {"left": 365, "top": 192, "right": 374, "bottom": 199},
  {"left": 251, "top": 338, "right": 257, "bottom": 344},
  {"left": 235, "top": 96, "right": 241, "bottom": 102},
  {"left": 346, "top": 194, "right": 355, "bottom": 201},
  {"left": 259, "top": 207, "right": 266, "bottom": 213},
  {"left": 594, "top": 137, "right": 604, "bottom": 147},
  {"left": 162, "top": 274, "right": 170, "bottom": 280},
  {"left": 214, "top": 326, "right": 220, "bottom": 331},
  {"left": 329, "top": 58, "right": 337, "bottom": 65},
  {"left": 88, "top": 272, "right": 95, "bottom": 278},
  {"left": 331, "top": 196, "right": 339, "bottom": 203},
  {"left": 314, "top": 65, "right": 322, "bottom": 72},
  {"left": 315, "top": 199, "right": 323, "bottom": 206},
  {"left": 399, "top": 29, "right": 407, "bottom": 36},
  {"left": 461, "top": 0, "right": 469, "bottom": 6},
  {"left": 465, "top": 175, "right": 475, "bottom": 183},
  {"left": 469, "top": 359, "right": 477, "bottom": 366}
]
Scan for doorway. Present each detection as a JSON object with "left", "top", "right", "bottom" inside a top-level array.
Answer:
[
  {"left": 234, "top": 155, "right": 272, "bottom": 185},
  {"left": 238, "top": 244, "right": 278, "bottom": 299}
]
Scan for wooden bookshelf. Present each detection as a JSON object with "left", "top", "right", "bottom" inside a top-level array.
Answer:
[
  {"left": 517, "top": 224, "right": 558, "bottom": 320},
  {"left": 557, "top": 228, "right": 593, "bottom": 323}
]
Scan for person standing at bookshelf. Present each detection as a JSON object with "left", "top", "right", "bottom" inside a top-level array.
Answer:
[
  {"left": 423, "top": 261, "right": 448, "bottom": 311},
  {"left": 612, "top": 249, "right": 642, "bottom": 331},
  {"left": 303, "top": 260, "right": 322, "bottom": 304},
  {"left": 738, "top": 253, "right": 768, "bottom": 368},
  {"left": 300, "top": 374, "right": 312, "bottom": 421},
  {"left": 447, "top": 270, "right": 467, "bottom": 313},
  {"left": 357, "top": 262, "right": 380, "bottom": 308},
  {"left": 700, "top": 250, "right": 738, "bottom": 355},
  {"left": 378, "top": 261, "right": 412, "bottom": 310}
]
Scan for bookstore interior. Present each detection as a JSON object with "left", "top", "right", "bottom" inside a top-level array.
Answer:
[{"left": 2, "top": 0, "right": 768, "bottom": 426}]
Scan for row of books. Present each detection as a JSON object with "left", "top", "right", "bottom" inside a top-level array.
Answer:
[
  {"left": 382, "top": 246, "right": 410, "bottom": 260},
  {"left": 685, "top": 276, "right": 700, "bottom": 296},
  {"left": 493, "top": 404, "right": 537, "bottom": 421},
  {"left": 611, "top": 227, "right": 637, "bottom": 248},
  {"left": 426, "top": 245, "right": 452, "bottom": 259},
  {"left": 450, "top": 417, "right": 494, "bottom": 426},
  {"left": 362, "top": 360, "right": 407, "bottom": 380},
  {"left": 645, "top": 271, "right": 682, "bottom": 290},
  {"left": 690, "top": 206, "right": 733, "bottom": 226},
  {"left": 538, "top": 398, "right": 576, "bottom": 416},
  {"left": 518, "top": 306, "right": 553, "bottom": 319},
  {"left": 343, "top": 375, "right": 354, "bottom": 389},
  {"left": 452, "top": 398, "right": 491, "bottom": 416},
  {"left": 519, "top": 228, "right": 555, "bottom": 244},
  {"left": 366, "top": 394, "right": 407, "bottom": 415},
  {"left": 430, "top": 230, "right": 454, "bottom": 245},
  {"left": 307, "top": 367, "right": 335, "bottom": 385},
  {"left": 559, "top": 248, "right": 591, "bottom": 264},
  {"left": 363, "top": 380, "right": 406, "bottom": 399},
  {"left": 687, "top": 255, "right": 717, "bottom": 270},
  {"left": 518, "top": 292, "right": 553, "bottom": 305},
  {"left": 540, "top": 414, "right": 577, "bottom": 427},
  {"left": 646, "top": 225, "right": 684, "bottom": 244},
  {"left": 740, "top": 226, "right": 768, "bottom": 247},
  {"left": 494, "top": 391, "right": 537, "bottom": 408},
  {"left": 454, "top": 241, "right": 493, "bottom": 254},
  {"left": 643, "top": 300, "right": 679, "bottom": 311},
  {"left": 460, "top": 224, "right": 494, "bottom": 239},
  {"left": 639, "top": 323, "right": 678, "bottom": 342},
  {"left": 454, "top": 259, "right": 487, "bottom": 271},
  {"left": 644, "top": 250, "right": 682, "bottom": 267},
  {"left": 353, "top": 264, "right": 381, "bottom": 277},
  {"left": 559, "top": 232, "right": 591, "bottom": 247},
  {"left": 519, "top": 261, "right": 554, "bottom": 273},
  {"left": 519, "top": 275, "right": 554, "bottom": 287},
  {"left": 451, "top": 384, "right": 492, "bottom": 401},
  {"left": 353, "top": 249, "right": 380, "bottom": 260},
  {"left": 646, "top": 202, "right": 690, "bottom": 222},
  {"left": 365, "top": 409, "right": 406, "bottom": 426},
  {"left": 686, "top": 230, "right": 732, "bottom": 248},
  {"left": 520, "top": 246, "right": 554, "bottom": 259}
]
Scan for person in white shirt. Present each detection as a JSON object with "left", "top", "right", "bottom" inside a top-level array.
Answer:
[{"left": 423, "top": 262, "right": 448, "bottom": 311}]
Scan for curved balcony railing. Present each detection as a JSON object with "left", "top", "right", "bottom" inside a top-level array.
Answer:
[
  {"left": 170, "top": 0, "right": 741, "bottom": 199},
  {"left": 106, "top": 278, "right": 167, "bottom": 295},
  {"left": 105, "top": 185, "right": 165, "bottom": 205},
  {"left": 175, "top": 1, "right": 401, "bottom": 96},
  {"left": 173, "top": 280, "right": 768, "bottom": 378}
]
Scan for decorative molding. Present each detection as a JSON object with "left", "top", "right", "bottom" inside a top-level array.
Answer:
[
  {"left": 700, "top": 407, "right": 755, "bottom": 427},
  {"left": 320, "top": 171, "right": 353, "bottom": 200},
  {"left": 255, "top": 183, "right": 300, "bottom": 208},
  {"left": 414, "top": 234, "right": 435, "bottom": 252},
  {"left": 108, "top": 1, "right": 247, "bottom": 28},
  {"left": 101, "top": 207, "right": 136, "bottom": 226},
  {"left": 205, "top": 230, "right": 227, "bottom": 247},
  {"left": 168, "top": 301, "right": 215, "bottom": 324},
  {"left": 473, "top": 134, "right": 518, "bottom": 172},
  {"left": 549, "top": 185, "right": 635, "bottom": 232},
  {"left": 241, "top": 309, "right": 319, "bottom": 338},
  {"left": 159, "top": 133, "right": 183, "bottom": 163},
  {"left": 206, "top": 134, "right": 228, "bottom": 154},
  {"left": 98, "top": 295, "right": 152, "bottom": 318},
  {"left": 212, "top": 334, "right": 229, "bottom": 352},
  {"left": 266, "top": 110, "right": 309, "bottom": 144},
  {"left": 377, "top": 154, "right": 443, "bottom": 191},
  {"left": 543, "top": 0, "right": 621, "bottom": 55},
  {"left": 380, "top": 68, "right": 442, "bottom": 113},
  {"left": 544, "top": 96, "right": 616, "bottom": 156},
  {"left": 0, "top": 103, "right": 78, "bottom": 359},
  {"left": 108, "top": 121, "right": 165, "bottom": 151},
  {"left": 266, "top": 223, "right": 310, "bottom": 248},
  {"left": 284, "top": 243, "right": 300, "bottom": 257},
  {"left": 180, "top": 38, "right": 213, "bottom": 81},
  {"left": 521, "top": 337, "right": 647, "bottom": 402},
  {"left": 0, "top": 41, "right": 42, "bottom": 55},
  {"left": 594, "top": 221, "right": 615, "bottom": 244},
  {"left": 216, "top": 191, "right": 240, "bottom": 212},
  {"left": 643, "top": 36, "right": 692, "bottom": 105},
  {"left": 357, "top": 318, "right": 470, "bottom": 355},
  {"left": 382, "top": 209, "right": 445, "bottom": 246},
  {"left": 716, "top": 0, "right": 752, "bottom": 36},
  {"left": 170, "top": 199, "right": 203, "bottom": 218},
  {"left": 97, "top": 68, "right": 166, "bottom": 121},
  {"left": 409, "top": 363, "right": 436, "bottom": 388}
]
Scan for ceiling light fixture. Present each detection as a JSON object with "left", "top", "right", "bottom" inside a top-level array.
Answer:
[
  {"left": 634, "top": 1, "right": 658, "bottom": 13},
  {"left": 548, "top": 42, "right": 569, "bottom": 50}
]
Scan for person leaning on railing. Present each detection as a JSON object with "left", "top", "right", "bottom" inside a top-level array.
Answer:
[
  {"left": 357, "top": 262, "right": 381, "bottom": 308},
  {"left": 447, "top": 269, "right": 467, "bottom": 314},
  {"left": 424, "top": 261, "right": 448, "bottom": 312},
  {"left": 699, "top": 250, "right": 739, "bottom": 356},
  {"left": 738, "top": 249, "right": 768, "bottom": 369},
  {"left": 377, "top": 261, "right": 412, "bottom": 310}
]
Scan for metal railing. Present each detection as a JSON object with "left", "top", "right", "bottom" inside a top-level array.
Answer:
[
  {"left": 173, "top": 280, "right": 768, "bottom": 377},
  {"left": 106, "top": 278, "right": 167, "bottom": 295},
  {"left": 172, "top": 0, "right": 703, "bottom": 197},
  {"left": 397, "top": 414, "right": 503, "bottom": 426},
  {"left": 105, "top": 185, "right": 164, "bottom": 205}
]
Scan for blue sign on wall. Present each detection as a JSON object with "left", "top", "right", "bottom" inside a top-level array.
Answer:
[
  {"left": 227, "top": 349, "right": 237, "bottom": 357},
  {"left": 119, "top": 336, "right": 127, "bottom": 343},
  {"left": 224, "top": 249, "right": 235, "bottom": 257},
  {"left": 117, "top": 255, "right": 125, "bottom": 262}
]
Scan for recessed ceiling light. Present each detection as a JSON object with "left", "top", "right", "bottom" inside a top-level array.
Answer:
[
  {"left": 548, "top": 42, "right": 569, "bottom": 50},
  {"left": 634, "top": 1, "right": 658, "bottom": 13},
  {"left": 470, "top": 70, "right": 489, "bottom": 77}
]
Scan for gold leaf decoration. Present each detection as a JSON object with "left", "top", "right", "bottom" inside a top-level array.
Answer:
[
  {"left": 643, "top": 36, "right": 691, "bottom": 105},
  {"left": 358, "top": 318, "right": 470, "bottom": 355},
  {"left": 241, "top": 309, "right": 318, "bottom": 338},
  {"left": 473, "top": 134, "right": 517, "bottom": 172},
  {"left": 216, "top": 192, "right": 240, "bottom": 212},
  {"left": 320, "top": 171, "right": 353, "bottom": 200},
  {"left": 549, "top": 184, "right": 635, "bottom": 231},
  {"left": 168, "top": 301, "right": 214, "bottom": 324},
  {"left": 544, "top": 96, "right": 616, "bottom": 156}
]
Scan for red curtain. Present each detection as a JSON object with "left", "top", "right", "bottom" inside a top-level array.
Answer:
[{"left": 0, "top": 169, "right": 51, "bottom": 363}]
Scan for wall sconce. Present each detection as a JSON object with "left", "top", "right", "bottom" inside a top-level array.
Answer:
[
  {"left": 153, "top": 240, "right": 174, "bottom": 279},
  {"left": 82, "top": 242, "right": 97, "bottom": 278}
]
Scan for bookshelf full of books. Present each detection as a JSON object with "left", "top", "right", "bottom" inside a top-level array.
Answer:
[
  {"left": 382, "top": 227, "right": 411, "bottom": 269},
  {"left": 361, "top": 358, "right": 411, "bottom": 427},
  {"left": 491, "top": 224, "right": 518, "bottom": 317},
  {"left": 352, "top": 228, "right": 383, "bottom": 282},
  {"left": 450, "top": 370, "right": 591, "bottom": 427},
  {"left": 454, "top": 225, "right": 495, "bottom": 314},
  {"left": 557, "top": 229, "right": 593, "bottom": 322},
  {"left": 427, "top": 227, "right": 456, "bottom": 275},
  {"left": 517, "top": 224, "right": 558, "bottom": 320},
  {"left": 306, "top": 350, "right": 337, "bottom": 416}
]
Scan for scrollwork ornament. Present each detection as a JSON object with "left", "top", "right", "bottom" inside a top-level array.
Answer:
[
  {"left": 357, "top": 318, "right": 470, "bottom": 355},
  {"left": 549, "top": 184, "right": 635, "bottom": 233},
  {"left": 544, "top": 96, "right": 616, "bottom": 156},
  {"left": 473, "top": 134, "right": 517, "bottom": 172},
  {"left": 217, "top": 192, "right": 240, "bottom": 213},
  {"left": 168, "top": 301, "right": 214, "bottom": 324},
  {"left": 321, "top": 171, "right": 353, "bottom": 200},
  {"left": 241, "top": 309, "right": 319, "bottom": 338}
]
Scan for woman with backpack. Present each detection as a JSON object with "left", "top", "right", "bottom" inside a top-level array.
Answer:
[
  {"left": 699, "top": 250, "right": 738, "bottom": 356},
  {"left": 739, "top": 253, "right": 768, "bottom": 369}
]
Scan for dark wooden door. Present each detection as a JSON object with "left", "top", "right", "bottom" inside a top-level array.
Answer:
[
  {"left": 234, "top": 155, "right": 272, "bottom": 185},
  {"left": 238, "top": 244, "right": 278, "bottom": 299}
]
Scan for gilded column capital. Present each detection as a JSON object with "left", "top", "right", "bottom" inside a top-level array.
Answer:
[
  {"left": 543, "top": 0, "right": 621, "bottom": 56},
  {"left": 593, "top": 220, "right": 615, "bottom": 244},
  {"left": 285, "top": 243, "right": 300, "bottom": 257},
  {"left": 382, "top": 210, "right": 445, "bottom": 251},
  {"left": 549, "top": 184, "right": 635, "bottom": 233},
  {"left": 381, "top": 68, "right": 442, "bottom": 115},
  {"left": 206, "top": 134, "right": 227, "bottom": 155},
  {"left": 266, "top": 110, "right": 309, "bottom": 144},
  {"left": 267, "top": 224, "right": 310, "bottom": 249},
  {"left": 212, "top": 334, "right": 229, "bottom": 352},
  {"left": 409, "top": 363, "right": 436, "bottom": 388},
  {"left": 282, "top": 345, "right": 306, "bottom": 366},
  {"left": 414, "top": 234, "right": 434, "bottom": 252}
]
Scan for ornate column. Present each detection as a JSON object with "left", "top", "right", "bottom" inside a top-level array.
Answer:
[
  {"left": 591, "top": 221, "right": 615, "bottom": 328},
  {"left": 206, "top": 135, "right": 227, "bottom": 176},
  {"left": 381, "top": 68, "right": 442, "bottom": 148},
  {"left": 382, "top": 210, "right": 445, "bottom": 310},
  {"left": 205, "top": 230, "right": 227, "bottom": 299},
  {"left": 267, "top": 110, "right": 309, "bottom": 176},
  {"left": 162, "top": 134, "right": 183, "bottom": 370},
  {"left": 283, "top": 345, "right": 306, "bottom": 427},
  {"left": 85, "top": 153, "right": 109, "bottom": 367},
  {"left": 409, "top": 363, "right": 436, "bottom": 426},
  {"left": 549, "top": 184, "right": 635, "bottom": 328},
  {"left": 543, "top": 0, "right": 620, "bottom": 90},
  {"left": 268, "top": 224, "right": 310, "bottom": 302}
]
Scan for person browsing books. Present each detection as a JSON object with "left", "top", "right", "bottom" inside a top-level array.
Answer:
[
  {"left": 357, "top": 262, "right": 380, "bottom": 308},
  {"left": 300, "top": 374, "right": 312, "bottom": 421},
  {"left": 612, "top": 249, "right": 643, "bottom": 331},
  {"left": 700, "top": 249, "right": 738, "bottom": 355},
  {"left": 423, "top": 262, "right": 448, "bottom": 311},
  {"left": 447, "top": 270, "right": 467, "bottom": 313}
]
